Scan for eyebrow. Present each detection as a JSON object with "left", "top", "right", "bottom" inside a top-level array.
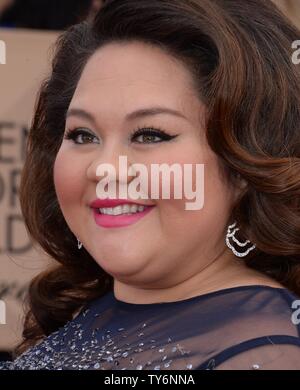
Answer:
[
  {"left": 65, "top": 106, "right": 188, "bottom": 123},
  {"left": 126, "top": 107, "right": 187, "bottom": 121}
]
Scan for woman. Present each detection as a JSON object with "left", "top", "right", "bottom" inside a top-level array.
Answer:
[{"left": 1, "top": 0, "right": 300, "bottom": 370}]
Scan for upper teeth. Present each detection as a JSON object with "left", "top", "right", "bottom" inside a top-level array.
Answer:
[{"left": 99, "top": 204, "right": 147, "bottom": 216}]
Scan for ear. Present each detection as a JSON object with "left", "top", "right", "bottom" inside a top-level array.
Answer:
[
  {"left": 232, "top": 174, "right": 248, "bottom": 202},
  {"left": 239, "top": 177, "right": 248, "bottom": 189}
]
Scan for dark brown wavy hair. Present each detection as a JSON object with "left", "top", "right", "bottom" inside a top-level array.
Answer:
[{"left": 15, "top": 0, "right": 300, "bottom": 357}]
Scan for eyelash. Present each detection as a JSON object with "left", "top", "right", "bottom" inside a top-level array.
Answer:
[{"left": 64, "top": 126, "right": 178, "bottom": 145}]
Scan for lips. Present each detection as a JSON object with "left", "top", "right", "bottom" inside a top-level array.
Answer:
[
  {"left": 90, "top": 198, "right": 156, "bottom": 228},
  {"left": 92, "top": 205, "right": 155, "bottom": 228}
]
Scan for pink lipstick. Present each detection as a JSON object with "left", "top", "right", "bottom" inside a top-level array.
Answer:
[{"left": 90, "top": 199, "right": 155, "bottom": 228}]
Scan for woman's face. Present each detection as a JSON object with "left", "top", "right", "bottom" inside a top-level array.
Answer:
[{"left": 54, "top": 41, "right": 238, "bottom": 288}]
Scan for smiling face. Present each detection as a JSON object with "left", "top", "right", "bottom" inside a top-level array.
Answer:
[{"left": 53, "top": 41, "right": 238, "bottom": 289}]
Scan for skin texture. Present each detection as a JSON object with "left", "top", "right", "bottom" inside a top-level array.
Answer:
[{"left": 54, "top": 41, "right": 282, "bottom": 304}]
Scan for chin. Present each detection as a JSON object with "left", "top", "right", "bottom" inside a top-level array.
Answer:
[{"left": 95, "top": 257, "right": 148, "bottom": 278}]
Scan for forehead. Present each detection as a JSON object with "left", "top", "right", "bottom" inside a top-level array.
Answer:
[{"left": 70, "top": 41, "right": 201, "bottom": 120}]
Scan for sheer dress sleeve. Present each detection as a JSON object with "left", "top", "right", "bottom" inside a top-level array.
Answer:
[{"left": 215, "top": 342, "right": 300, "bottom": 370}]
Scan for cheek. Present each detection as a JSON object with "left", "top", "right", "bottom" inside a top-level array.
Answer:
[
  {"left": 187, "top": 155, "right": 234, "bottom": 244},
  {"left": 53, "top": 148, "right": 85, "bottom": 207},
  {"left": 153, "top": 146, "right": 233, "bottom": 240}
]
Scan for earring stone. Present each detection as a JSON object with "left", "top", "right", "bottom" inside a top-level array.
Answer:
[
  {"left": 77, "top": 238, "right": 83, "bottom": 250},
  {"left": 225, "top": 221, "right": 256, "bottom": 258}
]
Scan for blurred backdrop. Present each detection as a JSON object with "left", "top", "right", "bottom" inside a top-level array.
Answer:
[{"left": 0, "top": 0, "right": 104, "bottom": 29}]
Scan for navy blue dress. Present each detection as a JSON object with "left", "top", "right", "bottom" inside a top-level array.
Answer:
[{"left": 1, "top": 285, "right": 300, "bottom": 370}]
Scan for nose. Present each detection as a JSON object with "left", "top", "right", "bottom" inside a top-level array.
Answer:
[{"left": 86, "top": 142, "right": 136, "bottom": 186}]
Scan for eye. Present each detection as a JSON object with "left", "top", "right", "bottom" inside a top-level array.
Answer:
[
  {"left": 131, "top": 127, "right": 179, "bottom": 144},
  {"left": 64, "top": 128, "right": 100, "bottom": 144}
]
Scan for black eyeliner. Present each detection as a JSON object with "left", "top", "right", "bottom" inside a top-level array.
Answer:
[{"left": 131, "top": 127, "right": 179, "bottom": 142}]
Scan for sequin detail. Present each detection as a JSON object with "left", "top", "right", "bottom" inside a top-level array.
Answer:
[{"left": 0, "top": 309, "right": 195, "bottom": 370}]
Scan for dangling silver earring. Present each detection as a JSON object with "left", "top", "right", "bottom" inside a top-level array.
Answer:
[
  {"left": 77, "top": 238, "right": 83, "bottom": 250},
  {"left": 225, "top": 221, "right": 256, "bottom": 258}
]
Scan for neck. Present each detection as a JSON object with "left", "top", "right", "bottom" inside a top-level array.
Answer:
[{"left": 113, "top": 249, "right": 279, "bottom": 304}]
